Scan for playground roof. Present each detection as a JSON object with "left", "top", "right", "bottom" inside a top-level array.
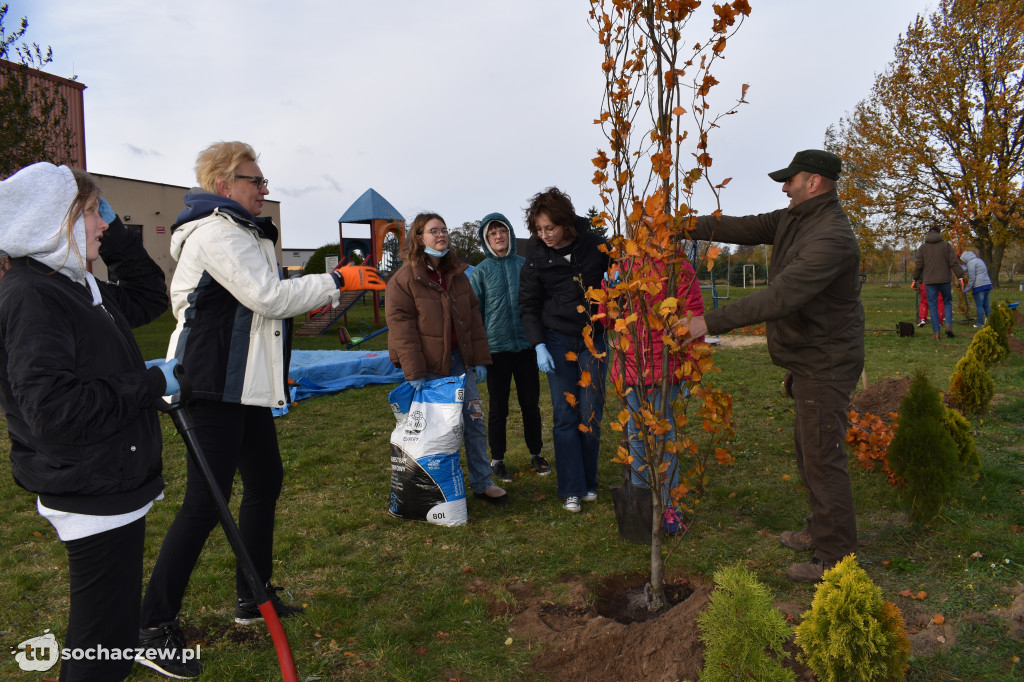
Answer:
[{"left": 338, "top": 188, "right": 405, "bottom": 224}]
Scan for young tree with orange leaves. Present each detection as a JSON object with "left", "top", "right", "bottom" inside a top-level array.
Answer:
[
  {"left": 586, "top": 0, "right": 747, "bottom": 610},
  {"left": 827, "top": 0, "right": 1024, "bottom": 282}
]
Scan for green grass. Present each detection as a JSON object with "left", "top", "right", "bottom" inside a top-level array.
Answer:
[{"left": 1, "top": 282, "right": 1023, "bottom": 680}]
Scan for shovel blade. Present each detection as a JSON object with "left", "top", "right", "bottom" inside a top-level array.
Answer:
[{"left": 610, "top": 481, "right": 653, "bottom": 544}]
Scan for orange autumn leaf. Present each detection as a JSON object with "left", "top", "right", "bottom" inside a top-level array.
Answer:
[
  {"left": 917, "top": 591, "right": 927, "bottom": 600},
  {"left": 578, "top": 370, "right": 592, "bottom": 388},
  {"left": 933, "top": 613, "right": 945, "bottom": 625},
  {"left": 899, "top": 590, "right": 913, "bottom": 598},
  {"left": 565, "top": 351, "right": 578, "bottom": 362}
]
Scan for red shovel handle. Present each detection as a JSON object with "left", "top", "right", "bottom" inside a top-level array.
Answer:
[{"left": 260, "top": 601, "right": 298, "bottom": 682}]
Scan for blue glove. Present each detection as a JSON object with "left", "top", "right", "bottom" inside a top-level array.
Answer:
[
  {"left": 409, "top": 377, "right": 426, "bottom": 390},
  {"left": 535, "top": 344, "right": 555, "bottom": 374},
  {"left": 98, "top": 197, "right": 116, "bottom": 223},
  {"left": 603, "top": 268, "right": 621, "bottom": 286},
  {"left": 474, "top": 365, "right": 487, "bottom": 383},
  {"left": 158, "top": 358, "right": 180, "bottom": 396}
]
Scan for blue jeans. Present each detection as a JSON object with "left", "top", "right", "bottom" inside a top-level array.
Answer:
[
  {"left": 625, "top": 384, "right": 680, "bottom": 503},
  {"left": 543, "top": 329, "right": 607, "bottom": 499},
  {"left": 926, "top": 282, "right": 954, "bottom": 334},
  {"left": 972, "top": 288, "right": 991, "bottom": 325},
  {"left": 426, "top": 351, "right": 493, "bottom": 494}
]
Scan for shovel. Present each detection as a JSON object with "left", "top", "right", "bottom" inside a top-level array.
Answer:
[
  {"left": 610, "top": 472, "right": 654, "bottom": 544},
  {"left": 161, "top": 365, "right": 299, "bottom": 682}
]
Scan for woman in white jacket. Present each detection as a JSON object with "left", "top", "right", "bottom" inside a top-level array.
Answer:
[
  {"left": 138, "top": 142, "right": 383, "bottom": 679},
  {"left": 960, "top": 251, "right": 993, "bottom": 327}
]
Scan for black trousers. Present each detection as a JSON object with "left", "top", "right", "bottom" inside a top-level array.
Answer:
[
  {"left": 61, "top": 516, "right": 146, "bottom": 682},
  {"left": 791, "top": 374, "right": 859, "bottom": 564},
  {"left": 486, "top": 349, "right": 544, "bottom": 459},
  {"left": 141, "top": 401, "right": 283, "bottom": 626}
]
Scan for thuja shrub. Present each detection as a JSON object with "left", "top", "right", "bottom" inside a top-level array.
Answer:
[
  {"left": 987, "top": 301, "right": 1013, "bottom": 353},
  {"left": 697, "top": 563, "right": 795, "bottom": 682},
  {"left": 794, "top": 555, "right": 911, "bottom": 682},
  {"left": 947, "top": 350, "right": 995, "bottom": 415},
  {"left": 968, "top": 325, "right": 1006, "bottom": 368},
  {"left": 888, "top": 370, "right": 960, "bottom": 524},
  {"left": 941, "top": 407, "right": 980, "bottom": 475}
]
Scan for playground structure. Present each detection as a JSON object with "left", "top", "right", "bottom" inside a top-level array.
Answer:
[{"left": 295, "top": 189, "right": 403, "bottom": 339}]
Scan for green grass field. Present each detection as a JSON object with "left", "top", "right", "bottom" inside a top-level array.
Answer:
[{"left": 1, "top": 282, "right": 1022, "bottom": 680}]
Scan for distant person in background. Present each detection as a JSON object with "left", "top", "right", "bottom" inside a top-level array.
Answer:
[
  {"left": 386, "top": 212, "right": 507, "bottom": 505},
  {"left": 912, "top": 225, "right": 965, "bottom": 339},
  {"left": 960, "top": 251, "right": 993, "bottom": 327},
  {"left": 469, "top": 212, "right": 549, "bottom": 483},
  {"left": 915, "top": 280, "right": 944, "bottom": 328},
  {"left": 519, "top": 187, "right": 609, "bottom": 513},
  {"left": 139, "top": 141, "right": 384, "bottom": 679},
  {"left": 0, "top": 164, "right": 175, "bottom": 681}
]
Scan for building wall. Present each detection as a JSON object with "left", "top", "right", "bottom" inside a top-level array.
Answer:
[
  {"left": 0, "top": 60, "right": 87, "bottom": 169},
  {"left": 90, "top": 173, "right": 282, "bottom": 285}
]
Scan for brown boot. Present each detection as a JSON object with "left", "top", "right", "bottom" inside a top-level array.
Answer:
[
  {"left": 779, "top": 529, "right": 815, "bottom": 552},
  {"left": 786, "top": 557, "right": 830, "bottom": 583},
  {"left": 933, "top": 332, "right": 940, "bottom": 340}
]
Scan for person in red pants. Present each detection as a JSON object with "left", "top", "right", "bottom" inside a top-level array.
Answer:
[{"left": 916, "top": 281, "right": 943, "bottom": 327}]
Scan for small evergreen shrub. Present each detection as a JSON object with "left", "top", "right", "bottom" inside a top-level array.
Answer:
[
  {"left": 967, "top": 325, "right": 1006, "bottom": 368},
  {"left": 947, "top": 350, "right": 995, "bottom": 415},
  {"left": 303, "top": 243, "right": 343, "bottom": 275},
  {"left": 941, "top": 407, "right": 980, "bottom": 474},
  {"left": 987, "top": 301, "right": 1013, "bottom": 353},
  {"left": 794, "top": 555, "right": 910, "bottom": 682},
  {"left": 697, "top": 563, "right": 795, "bottom": 682},
  {"left": 888, "top": 370, "right": 960, "bottom": 524}
]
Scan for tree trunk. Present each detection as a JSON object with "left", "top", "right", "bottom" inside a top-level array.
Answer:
[{"left": 648, "top": 499, "right": 665, "bottom": 611}]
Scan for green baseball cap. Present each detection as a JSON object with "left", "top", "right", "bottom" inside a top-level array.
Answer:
[{"left": 768, "top": 149, "right": 842, "bottom": 182}]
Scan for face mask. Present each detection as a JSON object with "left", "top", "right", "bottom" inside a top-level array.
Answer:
[{"left": 424, "top": 246, "right": 449, "bottom": 258}]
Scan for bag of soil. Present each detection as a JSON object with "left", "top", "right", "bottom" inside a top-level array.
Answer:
[{"left": 387, "top": 375, "right": 468, "bottom": 526}]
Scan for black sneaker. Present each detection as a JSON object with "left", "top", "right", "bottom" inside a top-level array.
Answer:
[
  {"left": 530, "top": 454, "right": 552, "bottom": 476},
  {"left": 135, "top": 619, "right": 202, "bottom": 679},
  {"left": 235, "top": 582, "right": 305, "bottom": 625},
  {"left": 490, "top": 459, "right": 513, "bottom": 483}
]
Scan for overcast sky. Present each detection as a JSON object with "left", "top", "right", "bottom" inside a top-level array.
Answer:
[{"left": 9, "top": 0, "right": 934, "bottom": 247}]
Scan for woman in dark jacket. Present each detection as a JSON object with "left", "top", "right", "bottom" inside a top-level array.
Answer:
[
  {"left": 0, "top": 163, "right": 176, "bottom": 681},
  {"left": 518, "top": 188, "right": 609, "bottom": 513},
  {"left": 386, "top": 212, "right": 506, "bottom": 504}
]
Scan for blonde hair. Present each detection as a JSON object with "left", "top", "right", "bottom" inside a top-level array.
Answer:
[
  {"left": 62, "top": 167, "right": 100, "bottom": 268},
  {"left": 195, "top": 141, "right": 258, "bottom": 194}
]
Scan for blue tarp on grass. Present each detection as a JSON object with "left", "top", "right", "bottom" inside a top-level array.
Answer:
[
  {"left": 274, "top": 350, "right": 404, "bottom": 416},
  {"left": 150, "top": 351, "right": 403, "bottom": 417}
]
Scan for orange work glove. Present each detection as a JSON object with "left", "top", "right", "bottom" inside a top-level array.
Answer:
[
  {"left": 910, "top": 280, "right": 917, "bottom": 289},
  {"left": 958, "top": 277, "right": 965, "bottom": 291},
  {"left": 334, "top": 265, "right": 386, "bottom": 291}
]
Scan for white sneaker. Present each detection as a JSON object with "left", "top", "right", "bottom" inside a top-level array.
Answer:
[
  {"left": 582, "top": 490, "right": 598, "bottom": 502},
  {"left": 563, "top": 496, "right": 581, "bottom": 512},
  {"left": 917, "top": 319, "right": 927, "bottom": 327}
]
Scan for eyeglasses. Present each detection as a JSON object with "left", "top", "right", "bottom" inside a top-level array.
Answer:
[
  {"left": 536, "top": 226, "right": 562, "bottom": 236},
  {"left": 425, "top": 227, "right": 449, "bottom": 237},
  {"left": 486, "top": 226, "right": 509, "bottom": 236},
  {"left": 235, "top": 174, "right": 269, "bottom": 189}
]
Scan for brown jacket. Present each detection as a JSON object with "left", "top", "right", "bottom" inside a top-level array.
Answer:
[
  {"left": 912, "top": 230, "right": 964, "bottom": 285},
  {"left": 690, "top": 189, "right": 865, "bottom": 382},
  {"left": 386, "top": 261, "right": 491, "bottom": 380}
]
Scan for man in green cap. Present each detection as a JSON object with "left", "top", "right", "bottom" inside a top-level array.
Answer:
[{"left": 684, "top": 149, "right": 865, "bottom": 583}]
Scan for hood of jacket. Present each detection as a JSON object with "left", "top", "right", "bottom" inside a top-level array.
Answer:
[
  {"left": 170, "top": 188, "right": 279, "bottom": 259},
  {"left": 0, "top": 162, "right": 90, "bottom": 285},
  {"left": 478, "top": 212, "right": 518, "bottom": 259},
  {"left": 960, "top": 250, "right": 977, "bottom": 264},
  {"left": 924, "top": 229, "right": 944, "bottom": 244}
]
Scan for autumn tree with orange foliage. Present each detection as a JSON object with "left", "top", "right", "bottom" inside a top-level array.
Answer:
[
  {"left": 827, "top": 0, "right": 1024, "bottom": 282},
  {"left": 586, "top": 0, "right": 749, "bottom": 611}
]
